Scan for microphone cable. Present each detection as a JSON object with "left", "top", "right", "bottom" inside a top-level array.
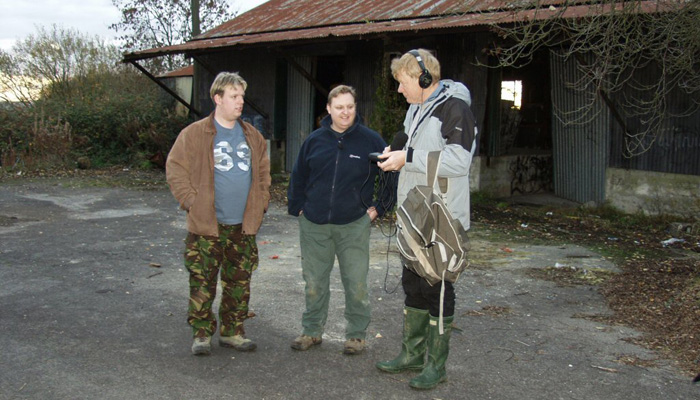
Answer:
[
  {"left": 365, "top": 161, "right": 404, "bottom": 294},
  {"left": 360, "top": 158, "right": 402, "bottom": 293}
]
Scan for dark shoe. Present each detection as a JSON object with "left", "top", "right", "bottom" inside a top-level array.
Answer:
[
  {"left": 343, "top": 338, "right": 366, "bottom": 355},
  {"left": 191, "top": 336, "right": 212, "bottom": 356},
  {"left": 409, "top": 315, "right": 453, "bottom": 390},
  {"left": 376, "top": 307, "right": 429, "bottom": 373},
  {"left": 219, "top": 335, "right": 257, "bottom": 352},
  {"left": 291, "top": 334, "right": 322, "bottom": 351}
]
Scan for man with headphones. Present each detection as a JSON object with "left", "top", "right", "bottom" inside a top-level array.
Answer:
[{"left": 375, "top": 49, "right": 478, "bottom": 390}]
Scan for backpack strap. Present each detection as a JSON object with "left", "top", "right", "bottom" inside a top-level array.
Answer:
[
  {"left": 426, "top": 151, "right": 440, "bottom": 187},
  {"left": 439, "top": 269, "right": 446, "bottom": 334},
  {"left": 427, "top": 151, "right": 448, "bottom": 194}
]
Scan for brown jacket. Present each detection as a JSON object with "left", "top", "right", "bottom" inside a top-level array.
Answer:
[{"left": 166, "top": 113, "right": 271, "bottom": 236}]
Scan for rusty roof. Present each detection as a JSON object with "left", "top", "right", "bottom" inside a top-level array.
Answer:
[
  {"left": 159, "top": 64, "right": 194, "bottom": 78},
  {"left": 199, "top": 0, "right": 502, "bottom": 38},
  {"left": 124, "top": 0, "right": 664, "bottom": 61}
]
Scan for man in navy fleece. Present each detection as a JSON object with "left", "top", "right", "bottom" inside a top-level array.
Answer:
[{"left": 287, "top": 84, "right": 393, "bottom": 355}]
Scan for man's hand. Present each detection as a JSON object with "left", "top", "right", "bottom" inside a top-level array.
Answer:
[
  {"left": 366, "top": 206, "right": 378, "bottom": 222},
  {"left": 377, "top": 150, "right": 406, "bottom": 172}
]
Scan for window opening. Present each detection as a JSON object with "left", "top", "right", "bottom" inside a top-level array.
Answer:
[{"left": 501, "top": 80, "right": 522, "bottom": 109}]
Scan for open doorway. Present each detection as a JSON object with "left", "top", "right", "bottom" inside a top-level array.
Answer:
[
  {"left": 484, "top": 48, "right": 554, "bottom": 196},
  {"left": 498, "top": 49, "right": 552, "bottom": 155},
  {"left": 313, "top": 56, "right": 344, "bottom": 128}
]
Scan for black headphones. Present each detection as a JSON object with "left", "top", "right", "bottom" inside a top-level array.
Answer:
[{"left": 409, "top": 50, "right": 433, "bottom": 89}]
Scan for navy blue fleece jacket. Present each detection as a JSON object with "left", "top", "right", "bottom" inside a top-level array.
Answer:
[{"left": 287, "top": 115, "right": 392, "bottom": 224}]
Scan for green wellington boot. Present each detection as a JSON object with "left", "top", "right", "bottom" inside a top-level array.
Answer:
[
  {"left": 376, "top": 307, "right": 429, "bottom": 373},
  {"left": 409, "top": 315, "right": 453, "bottom": 390}
]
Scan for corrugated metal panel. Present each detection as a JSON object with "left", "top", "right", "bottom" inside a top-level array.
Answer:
[
  {"left": 610, "top": 116, "right": 700, "bottom": 175},
  {"left": 286, "top": 56, "right": 314, "bottom": 171},
  {"left": 124, "top": 1, "right": 661, "bottom": 61},
  {"left": 550, "top": 51, "right": 609, "bottom": 204},
  {"left": 608, "top": 62, "right": 700, "bottom": 175}
]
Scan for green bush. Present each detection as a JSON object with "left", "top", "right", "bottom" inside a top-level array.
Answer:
[
  {"left": 370, "top": 55, "right": 406, "bottom": 144},
  {"left": 0, "top": 106, "right": 72, "bottom": 170},
  {"left": 1, "top": 69, "right": 193, "bottom": 171},
  {"left": 0, "top": 25, "right": 194, "bottom": 172}
]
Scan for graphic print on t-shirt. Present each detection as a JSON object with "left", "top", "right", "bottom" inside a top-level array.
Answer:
[
  {"left": 214, "top": 141, "right": 250, "bottom": 172},
  {"left": 212, "top": 120, "right": 252, "bottom": 225},
  {"left": 236, "top": 141, "right": 250, "bottom": 171}
]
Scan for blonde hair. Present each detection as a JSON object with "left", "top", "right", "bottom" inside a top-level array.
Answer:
[
  {"left": 210, "top": 72, "right": 248, "bottom": 100},
  {"left": 327, "top": 84, "right": 357, "bottom": 104},
  {"left": 390, "top": 49, "right": 441, "bottom": 82}
]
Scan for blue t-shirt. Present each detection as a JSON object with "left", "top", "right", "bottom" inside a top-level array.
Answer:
[{"left": 213, "top": 120, "right": 252, "bottom": 224}]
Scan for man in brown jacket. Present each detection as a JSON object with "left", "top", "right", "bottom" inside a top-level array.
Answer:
[{"left": 166, "top": 72, "right": 271, "bottom": 356}]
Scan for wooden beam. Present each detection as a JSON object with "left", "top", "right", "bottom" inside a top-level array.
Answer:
[
  {"left": 195, "top": 58, "right": 270, "bottom": 119},
  {"left": 128, "top": 60, "right": 202, "bottom": 118},
  {"left": 277, "top": 50, "right": 329, "bottom": 99}
]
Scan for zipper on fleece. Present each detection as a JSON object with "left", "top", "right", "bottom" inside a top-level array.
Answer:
[{"left": 328, "top": 138, "right": 343, "bottom": 221}]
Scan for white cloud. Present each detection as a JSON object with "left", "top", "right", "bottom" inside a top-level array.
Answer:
[{"left": 0, "top": 0, "right": 269, "bottom": 51}]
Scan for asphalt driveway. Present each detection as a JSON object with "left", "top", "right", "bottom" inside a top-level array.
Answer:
[{"left": 0, "top": 180, "right": 697, "bottom": 399}]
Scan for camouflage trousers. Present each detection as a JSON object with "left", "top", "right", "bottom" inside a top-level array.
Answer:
[{"left": 184, "top": 223, "right": 258, "bottom": 338}]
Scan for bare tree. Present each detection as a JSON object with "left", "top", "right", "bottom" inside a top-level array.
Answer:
[
  {"left": 0, "top": 25, "right": 120, "bottom": 105},
  {"left": 486, "top": 0, "right": 700, "bottom": 157},
  {"left": 110, "top": 0, "right": 234, "bottom": 74}
]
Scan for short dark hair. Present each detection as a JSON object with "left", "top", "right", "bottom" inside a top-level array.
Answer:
[{"left": 327, "top": 85, "right": 356, "bottom": 105}]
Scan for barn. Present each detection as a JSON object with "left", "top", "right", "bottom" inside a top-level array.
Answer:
[{"left": 123, "top": 0, "right": 700, "bottom": 216}]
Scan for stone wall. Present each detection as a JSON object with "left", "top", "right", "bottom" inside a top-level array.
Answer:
[{"left": 606, "top": 168, "right": 700, "bottom": 218}]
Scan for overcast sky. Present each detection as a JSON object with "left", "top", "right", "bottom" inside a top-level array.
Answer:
[{"left": 0, "top": 0, "right": 269, "bottom": 51}]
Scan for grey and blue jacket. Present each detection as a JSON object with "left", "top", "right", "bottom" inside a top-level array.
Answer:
[
  {"left": 288, "top": 115, "right": 393, "bottom": 225},
  {"left": 398, "top": 79, "right": 478, "bottom": 230}
]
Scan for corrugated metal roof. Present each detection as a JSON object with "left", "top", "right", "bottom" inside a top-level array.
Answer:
[
  {"left": 123, "top": 0, "right": 662, "bottom": 61},
  {"left": 200, "top": 0, "right": 499, "bottom": 38}
]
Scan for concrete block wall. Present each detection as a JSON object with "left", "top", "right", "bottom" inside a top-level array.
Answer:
[
  {"left": 606, "top": 168, "right": 700, "bottom": 218},
  {"left": 469, "top": 156, "right": 515, "bottom": 198}
]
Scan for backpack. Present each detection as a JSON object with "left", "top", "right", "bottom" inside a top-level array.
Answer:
[{"left": 396, "top": 151, "right": 470, "bottom": 287}]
